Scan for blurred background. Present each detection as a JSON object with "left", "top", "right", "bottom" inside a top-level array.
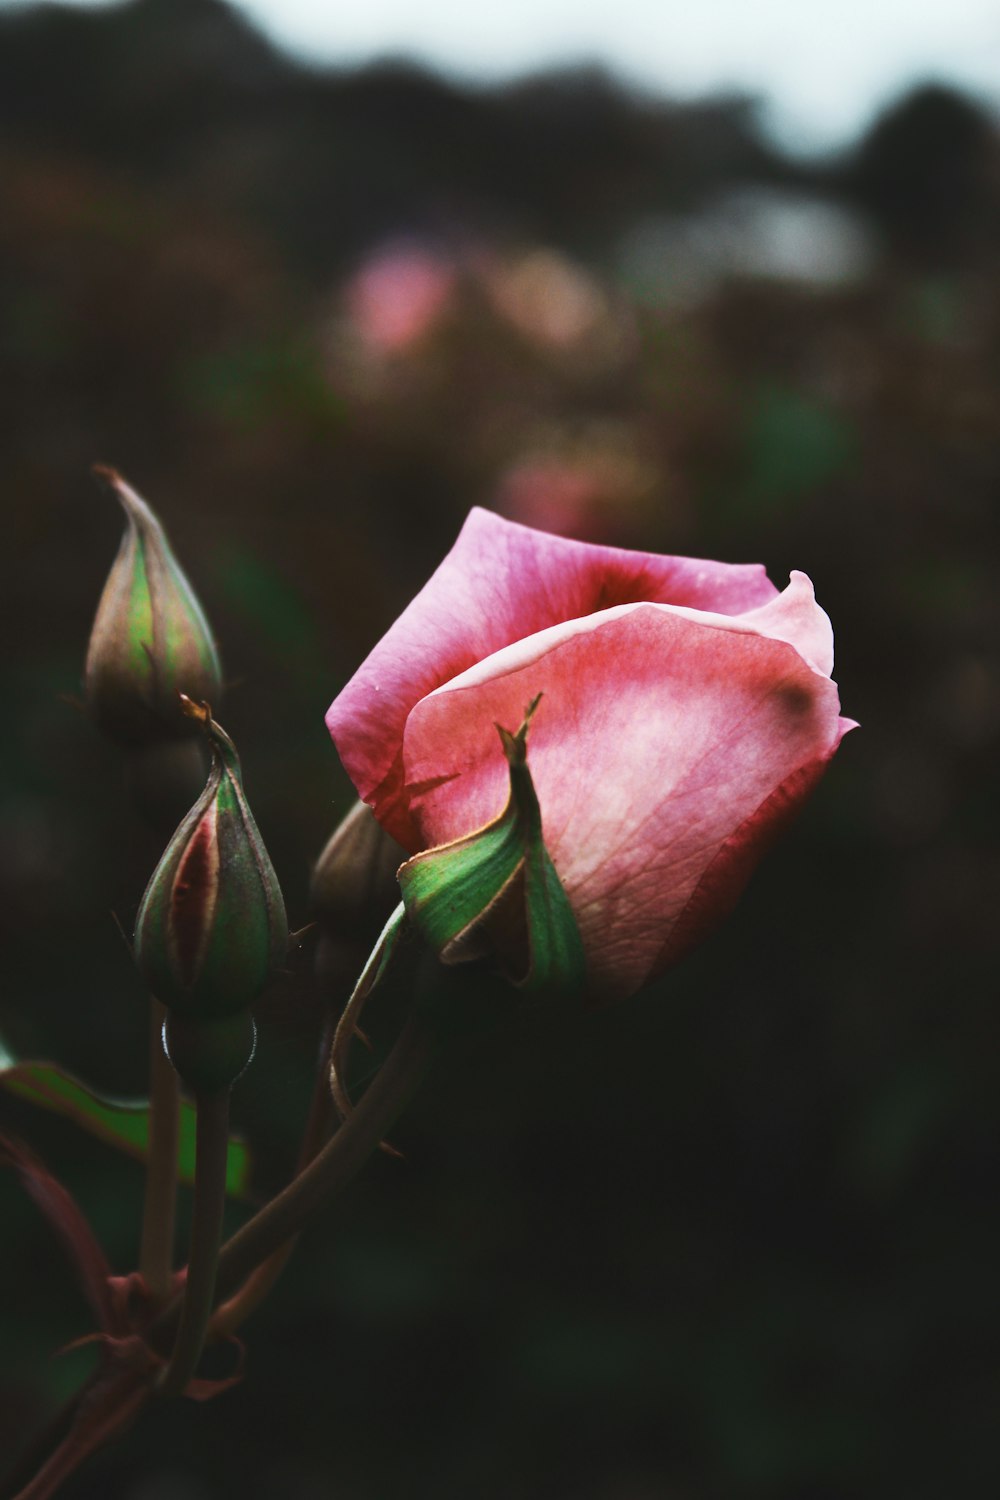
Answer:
[{"left": 2, "top": 1, "right": 999, "bottom": 1496}]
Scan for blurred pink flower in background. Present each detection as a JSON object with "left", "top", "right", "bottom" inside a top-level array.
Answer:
[
  {"left": 498, "top": 458, "right": 613, "bottom": 542},
  {"left": 495, "top": 424, "right": 659, "bottom": 544},
  {"left": 345, "top": 242, "right": 455, "bottom": 353}
]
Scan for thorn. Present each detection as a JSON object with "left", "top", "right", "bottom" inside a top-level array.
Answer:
[
  {"left": 352, "top": 1026, "right": 374, "bottom": 1052},
  {"left": 288, "top": 922, "right": 316, "bottom": 948},
  {"left": 57, "top": 693, "right": 87, "bottom": 715},
  {"left": 91, "top": 462, "right": 123, "bottom": 488},
  {"left": 55, "top": 1331, "right": 106, "bottom": 1358},
  {"left": 378, "top": 1139, "right": 406, "bottom": 1161},
  {"left": 109, "top": 909, "right": 133, "bottom": 957}
]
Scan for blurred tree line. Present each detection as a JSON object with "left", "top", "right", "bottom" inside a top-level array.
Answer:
[{"left": 2, "top": 3, "right": 1000, "bottom": 1498}]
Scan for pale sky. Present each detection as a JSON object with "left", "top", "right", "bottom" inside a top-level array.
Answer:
[{"left": 10, "top": 0, "right": 1000, "bottom": 152}]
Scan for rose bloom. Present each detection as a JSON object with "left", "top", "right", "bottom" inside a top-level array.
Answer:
[{"left": 326, "top": 510, "right": 855, "bottom": 1001}]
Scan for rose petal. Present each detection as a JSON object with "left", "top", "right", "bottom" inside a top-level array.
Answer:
[
  {"left": 326, "top": 508, "right": 777, "bottom": 846},
  {"left": 401, "top": 601, "right": 851, "bottom": 999},
  {"left": 419, "top": 572, "right": 834, "bottom": 704},
  {"left": 651, "top": 754, "right": 839, "bottom": 974}
]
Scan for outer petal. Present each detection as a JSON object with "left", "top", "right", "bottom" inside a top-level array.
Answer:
[
  {"left": 399, "top": 598, "right": 851, "bottom": 1000},
  {"left": 418, "top": 572, "right": 835, "bottom": 706},
  {"left": 326, "top": 508, "right": 777, "bottom": 846}
]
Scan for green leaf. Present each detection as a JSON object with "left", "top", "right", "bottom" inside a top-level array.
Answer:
[
  {"left": 398, "top": 695, "right": 586, "bottom": 998},
  {"left": 0, "top": 1039, "right": 251, "bottom": 1198}
]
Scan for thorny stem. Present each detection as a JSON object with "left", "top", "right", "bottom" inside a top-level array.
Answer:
[
  {"left": 213, "top": 1007, "right": 434, "bottom": 1295},
  {"left": 157, "top": 1088, "right": 231, "bottom": 1398},
  {"left": 6, "top": 968, "right": 438, "bottom": 1497},
  {"left": 208, "top": 1230, "right": 294, "bottom": 1342},
  {"left": 138, "top": 1000, "right": 179, "bottom": 1303},
  {"left": 296, "top": 1017, "right": 340, "bottom": 1172}
]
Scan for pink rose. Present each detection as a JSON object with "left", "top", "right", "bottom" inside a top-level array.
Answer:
[{"left": 326, "top": 510, "right": 855, "bottom": 1001}]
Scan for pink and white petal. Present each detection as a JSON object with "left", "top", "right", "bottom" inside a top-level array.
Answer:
[
  {"left": 733, "top": 570, "right": 835, "bottom": 677},
  {"left": 414, "top": 572, "right": 836, "bottom": 716},
  {"left": 401, "top": 603, "right": 849, "bottom": 1000},
  {"left": 326, "top": 508, "right": 777, "bottom": 845}
]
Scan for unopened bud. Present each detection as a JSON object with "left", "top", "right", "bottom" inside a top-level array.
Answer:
[
  {"left": 310, "top": 799, "right": 404, "bottom": 1000},
  {"left": 85, "top": 466, "right": 222, "bottom": 748},
  {"left": 134, "top": 700, "right": 287, "bottom": 1030},
  {"left": 311, "top": 800, "right": 403, "bottom": 945}
]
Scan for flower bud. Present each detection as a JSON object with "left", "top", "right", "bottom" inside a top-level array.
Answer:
[
  {"left": 85, "top": 466, "right": 222, "bottom": 748},
  {"left": 311, "top": 799, "right": 405, "bottom": 1002},
  {"left": 134, "top": 700, "right": 287, "bottom": 1023},
  {"left": 311, "top": 800, "right": 404, "bottom": 947}
]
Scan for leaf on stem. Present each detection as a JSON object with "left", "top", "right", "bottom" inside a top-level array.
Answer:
[{"left": 0, "top": 1039, "right": 252, "bottom": 1198}]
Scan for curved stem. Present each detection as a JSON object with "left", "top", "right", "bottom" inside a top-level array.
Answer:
[
  {"left": 138, "top": 1000, "right": 179, "bottom": 1302},
  {"left": 296, "top": 1018, "right": 339, "bottom": 1171},
  {"left": 215, "top": 1006, "right": 434, "bottom": 1296},
  {"left": 151, "top": 1005, "right": 436, "bottom": 1355},
  {"left": 329, "top": 903, "right": 408, "bottom": 1124},
  {"left": 158, "top": 1088, "right": 230, "bottom": 1398},
  {"left": 209, "top": 1238, "right": 295, "bottom": 1341}
]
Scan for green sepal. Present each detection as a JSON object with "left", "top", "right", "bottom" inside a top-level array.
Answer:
[
  {"left": 0, "top": 1036, "right": 252, "bottom": 1197},
  {"left": 397, "top": 696, "right": 586, "bottom": 998},
  {"left": 135, "top": 704, "right": 288, "bottom": 1020}
]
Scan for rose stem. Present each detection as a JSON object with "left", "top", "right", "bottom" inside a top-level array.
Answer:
[
  {"left": 9, "top": 1008, "right": 437, "bottom": 1491},
  {"left": 216, "top": 1006, "right": 433, "bottom": 1291},
  {"left": 138, "top": 999, "right": 179, "bottom": 1303},
  {"left": 209, "top": 1018, "right": 337, "bottom": 1338},
  {"left": 157, "top": 1087, "right": 231, "bottom": 1397},
  {"left": 150, "top": 1004, "right": 436, "bottom": 1358}
]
